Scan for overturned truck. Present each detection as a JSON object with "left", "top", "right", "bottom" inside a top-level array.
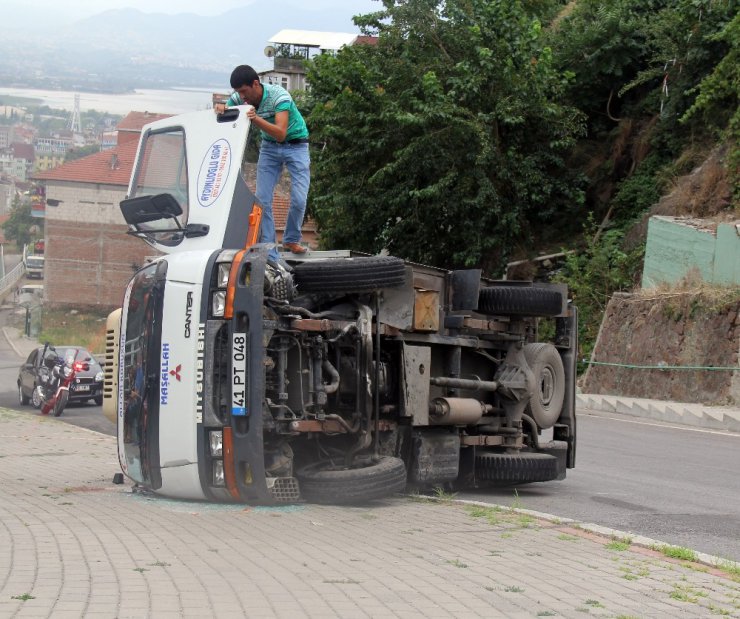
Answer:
[{"left": 104, "top": 106, "right": 577, "bottom": 505}]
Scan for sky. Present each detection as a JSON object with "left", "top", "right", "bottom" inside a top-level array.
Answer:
[{"left": 8, "top": 0, "right": 382, "bottom": 20}]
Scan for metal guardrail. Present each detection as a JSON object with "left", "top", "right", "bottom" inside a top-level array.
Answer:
[{"left": 0, "top": 262, "right": 26, "bottom": 300}]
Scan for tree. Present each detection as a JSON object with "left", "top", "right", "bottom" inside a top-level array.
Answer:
[
  {"left": 2, "top": 196, "right": 37, "bottom": 249},
  {"left": 305, "top": 0, "right": 585, "bottom": 272}
]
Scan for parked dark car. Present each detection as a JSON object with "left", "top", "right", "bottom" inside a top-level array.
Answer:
[{"left": 18, "top": 346, "right": 104, "bottom": 407}]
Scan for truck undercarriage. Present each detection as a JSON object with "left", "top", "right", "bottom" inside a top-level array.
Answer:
[{"left": 192, "top": 247, "right": 576, "bottom": 504}]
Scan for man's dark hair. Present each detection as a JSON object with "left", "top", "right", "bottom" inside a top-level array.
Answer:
[{"left": 230, "top": 65, "right": 259, "bottom": 89}]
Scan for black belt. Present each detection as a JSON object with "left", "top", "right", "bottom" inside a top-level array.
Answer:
[{"left": 285, "top": 138, "right": 309, "bottom": 144}]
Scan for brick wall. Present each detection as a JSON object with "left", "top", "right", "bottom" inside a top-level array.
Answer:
[{"left": 45, "top": 219, "right": 154, "bottom": 309}]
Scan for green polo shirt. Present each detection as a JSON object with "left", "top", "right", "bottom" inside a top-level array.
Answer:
[{"left": 227, "top": 82, "right": 308, "bottom": 143}]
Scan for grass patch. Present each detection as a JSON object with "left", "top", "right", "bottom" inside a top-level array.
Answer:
[
  {"left": 584, "top": 599, "right": 604, "bottom": 608},
  {"left": 11, "top": 593, "right": 35, "bottom": 601},
  {"left": 518, "top": 514, "right": 536, "bottom": 528},
  {"left": 669, "top": 583, "right": 707, "bottom": 603},
  {"left": 510, "top": 489, "right": 523, "bottom": 510},
  {"left": 447, "top": 559, "right": 468, "bottom": 568},
  {"left": 717, "top": 559, "right": 740, "bottom": 582},
  {"left": 37, "top": 307, "right": 109, "bottom": 354},
  {"left": 465, "top": 504, "right": 502, "bottom": 525},
  {"left": 708, "top": 603, "right": 731, "bottom": 615},
  {"left": 652, "top": 544, "right": 698, "bottom": 562},
  {"left": 558, "top": 534, "right": 579, "bottom": 541},
  {"left": 606, "top": 537, "right": 633, "bottom": 551},
  {"left": 504, "top": 585, "right": 524, "bottom": 592},
  {"left": 536, "top": 612, "right": 556, "bottom": 617},
  {"left": 432, "top": 486, "right": 458, "bottom": 502}
]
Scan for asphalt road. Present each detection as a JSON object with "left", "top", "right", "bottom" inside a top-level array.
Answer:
[
  {"left": 460, "top": 411, "right": 740, "bottom": 562},
  {"left": 0, "top": 304, "right": 738, "bottom": 561}
]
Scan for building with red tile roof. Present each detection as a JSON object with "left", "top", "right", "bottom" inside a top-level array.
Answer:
[{"left": 116, "top": 111, "right": 172, "bottom": 146}]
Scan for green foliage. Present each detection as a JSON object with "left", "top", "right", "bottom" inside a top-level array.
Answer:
[
  {"left": 681, "top": 11, "right": 740, "bottom": 205},
  {"left": 554, "top": 216, "right": 644, "bottom": 365},
  {"left": 609, "top": 159, "right": 663, "bottom": 225},
  {"left": 306, "top": 0, "right": 586, "bottom": 272},
  {"left": 2, "top": 197, "right": 38, "bottom": 249},
  {"left": 552, "top": 0, "right": 737, "bottom": 235}
]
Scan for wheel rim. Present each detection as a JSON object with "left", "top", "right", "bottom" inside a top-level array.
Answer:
[
  {"left": 539, "top": 366, "right": 555, "bottom": 406},
  {"left": 18, "top": 385, "right": 23, "bottom": 404},
  {"left": 31, "top": 386, "right": 41, "bottom": 408}
]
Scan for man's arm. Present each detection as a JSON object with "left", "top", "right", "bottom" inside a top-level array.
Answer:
[{"left": 247, "top": 108, "right": 288, "bottom": 142}]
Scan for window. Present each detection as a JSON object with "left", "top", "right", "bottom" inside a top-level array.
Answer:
[{"left": 129, "top": 129, "right": 189, "bottom": 246}]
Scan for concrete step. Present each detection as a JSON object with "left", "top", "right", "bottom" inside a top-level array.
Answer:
[{"left": 577, "top": 394, "right": 740, "bottom": 432}]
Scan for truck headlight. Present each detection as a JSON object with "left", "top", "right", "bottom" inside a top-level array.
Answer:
[
  {"left": 95, "top": 371, "right": 104, "bottom": 382},
  {"left": 216, "top": 263, "right": 231, "bottom": 288},
  {"left": 209, "top": 430, "right": 223, "bottom": 456},
  {"left": 212, "top": 460, "right": 225, "bottom": 486},
  {"left": 212, "top": 291, "right": 226, "bottom": 316}
]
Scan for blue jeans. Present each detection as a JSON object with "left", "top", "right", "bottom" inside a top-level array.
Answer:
[{"left": 255, "top": 140, "right": 310, "bottom": 261}]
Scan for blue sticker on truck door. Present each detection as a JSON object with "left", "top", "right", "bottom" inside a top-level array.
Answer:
[{"left": 197, "top": 139, "right": 231, "bottom": 207}]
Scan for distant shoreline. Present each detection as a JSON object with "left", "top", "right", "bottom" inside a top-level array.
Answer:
[{"left": 0, "top": 86, "right": 219, "bottom": 116}]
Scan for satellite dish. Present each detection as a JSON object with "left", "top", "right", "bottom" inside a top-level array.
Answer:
[{"left": 264, "top": 45, "right": 276, "bottom": 58}]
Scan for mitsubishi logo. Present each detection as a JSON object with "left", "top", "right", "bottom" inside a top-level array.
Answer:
[{"left": 169, "top": 364, "right": 182, "bottom": 381}]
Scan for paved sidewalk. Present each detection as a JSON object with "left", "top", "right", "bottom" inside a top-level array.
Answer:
[{"left": 1, "top": 408, "right": 739, "bottom": 618}]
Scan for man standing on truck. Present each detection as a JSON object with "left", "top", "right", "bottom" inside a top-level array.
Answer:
[{"left": 223, "top": 64, "right": 310, "bottom": 258}]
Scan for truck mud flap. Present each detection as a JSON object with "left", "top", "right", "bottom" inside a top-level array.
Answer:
[{"left": 409, "top": 429, "right": 460, "bottom": 486}]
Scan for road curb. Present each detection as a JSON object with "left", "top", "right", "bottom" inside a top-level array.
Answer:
[
  {"left": 578, "top": 393, "right": 740, "bottom": 433},
  {"left": 2, "top": 325, "right": 23, "bottom": 358},
  {"left": 425, "top": 495, "right": 740, "bottom": 574}
]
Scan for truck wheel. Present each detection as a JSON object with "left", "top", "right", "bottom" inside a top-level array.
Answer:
[
  {"left": 475, "top": 451, "right": 558, "bottom": 483},
  {"left": 18, "top": 384, "right": 29, "bottom": 406},
  {"left": 293, "top": 256, "right": 406, "bottom": 293},
  {"left": 523, "top": 343, "right": 565, "bottom": 430},
  {"left": 478, "top": 286, "right": 562, "bottom": 317},
  {"left": 296, "top": 455, "right": 407, "bottom": 504}
]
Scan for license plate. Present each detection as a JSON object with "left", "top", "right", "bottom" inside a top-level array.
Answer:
[
  {"left": 74, "top": 384, "right": 90, "bottom": 392},
  {"left": 231, "top": 333, "right": 247, "bottom": 416}
]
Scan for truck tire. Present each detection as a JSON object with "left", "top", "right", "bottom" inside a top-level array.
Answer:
[
  {"left": 293, "top": 256, "right": 406, "bottom": 293},
  {"left": 297, "top": 455, "right": 407, "bottom": 504},
  {"left": 523, "top": 343, "right": 565, "bottom": 429},
  {"left": 475, "top": 451, "right": 558, "bottom": 483},
  {"left": 478, "top": 286, "right": 562, "bottom": 317}
]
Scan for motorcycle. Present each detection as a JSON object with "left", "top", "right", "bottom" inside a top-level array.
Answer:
[{"left": 35, "top": 344, "right": 87, "bottom": 417}]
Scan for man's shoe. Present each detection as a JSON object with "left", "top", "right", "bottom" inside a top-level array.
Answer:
[{"left": 283, "top": 242, "right": 307, "bottom": 254}]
